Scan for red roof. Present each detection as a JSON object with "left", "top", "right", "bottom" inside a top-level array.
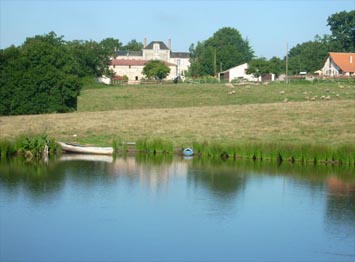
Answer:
[
  {"left": 111, "top": 59, "right": 176, "bottom": 67},
  {"left": 328, "top": 52, "right": 355, "bottom": 73}
]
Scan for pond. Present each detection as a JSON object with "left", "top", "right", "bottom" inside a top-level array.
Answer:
[{"left": 0, "top": 155, "right": 354, "bottom": 261}]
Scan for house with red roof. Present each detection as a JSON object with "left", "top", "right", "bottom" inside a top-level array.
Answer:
[
  {"left": 110, "top": 58, "right": 178, "bottom": 82},
  {"left": 108, "top": 38, "right": 190, "bottom": 83},
  {"left": 321, "top": 52, "right": 355, "bottom": 77}
]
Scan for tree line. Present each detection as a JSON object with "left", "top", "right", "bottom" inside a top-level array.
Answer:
[
  {"left": 189, "top": 10, "right": 354, "bottom": 78},
  {"left": 0, "top": 10, "right": 353, "bottom": 115},
  {"left": 0, "top": 33, "right": 142, "bottom": 115}
]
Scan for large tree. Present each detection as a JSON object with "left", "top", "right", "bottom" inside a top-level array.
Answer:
[
  {"left": 142, "top": 60, "right": 170, "bottom": 80},
  {"left": 189, "top": 27, "right": 254, "bottom": 77},
  {"left": 122, "top": 39, "right": 144, "bottom": 51},
  {"left": 67, "top": 40, "right": 111, "bottom": 77},
  {"left": 246, "top": 58, "right": 271, "bottom": 77},
  {"left": 0, "top": 32, "right": 82, "bottom": 115},
  {"left": 288, "top": 40, "right": 328, "bottom": 74},
  {"left": 327, "top": 10, "right": 355, "bottom": 52},
  {"left": 268, "top": 56, "right": 285, "bottom": 77},
  {"left": 100, "top": 37, "right": 122, "bottom": 56}
]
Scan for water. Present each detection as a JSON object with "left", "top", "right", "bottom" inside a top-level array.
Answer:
[{"left": 0, "top": 155, "right": 354, "bottom": 262}]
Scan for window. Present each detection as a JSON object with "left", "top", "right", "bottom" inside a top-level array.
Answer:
[
  {"left": 129, "top": 65, "right": 131, "bottom": 69},
  {"left": 177, "top": 59, "right": 181, "bottom": 66},
  {"left": 154, "top": 43, "right": 159, "bottom": 54}
]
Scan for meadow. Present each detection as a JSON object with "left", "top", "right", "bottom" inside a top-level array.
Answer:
[{"left": 1, "top": 79, "right": 354, "bottom": 163}]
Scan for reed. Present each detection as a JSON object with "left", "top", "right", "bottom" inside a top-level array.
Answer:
[
  {"left": 135, "top": 153, "right": 173, "bottom": 165},
  {"left": 190, "top": 141, "right": 355, "bottom": 166},
  {"left": 112, "top": 137, "right": 129, "bottom": 156},
  {"left": 0, "top": 140, "right": 8, "bottom": 159},
  {"left": 136, "top": 138, "right": 173, "bottom": 154},
  {"left": 0, "top": 134, "right": 58, "bottom": 160}
]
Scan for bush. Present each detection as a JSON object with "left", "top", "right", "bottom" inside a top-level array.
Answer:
[{"left": 0, "top": 32, "right": 83, "bottom": 115}]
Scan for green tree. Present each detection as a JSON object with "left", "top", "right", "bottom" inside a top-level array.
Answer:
[
  {"left": 246, "top": 58, "right": 271, "bottom": 77},
  {"left": 142, "top": 60, "right": 171, "bottom": 80},
  {"left": 0, "top": 32, "right": 82, "bottom": 115},
  {"left": 268, "top": 56, "right": 285, "bottom": 77},
  {"left": 327, "top": 10, "right": 355, "bottom": 52},
  {"left": 288, "top": 40, "right": 328, "bottom": 74},
  {"left": 100, "top": 37, "right": 122, "bottom": 56},
  {"left": 189, "top": 27, "right": 254, "bottom": 77},
  {"left": 67, "top": 40, "right": 111, "bottom": 77},
  {"left": 0, "top": 45, "right": 21, "bottom": 115},
  {"left": 122, "top": 39, "right": 143, "bottom": 51}
]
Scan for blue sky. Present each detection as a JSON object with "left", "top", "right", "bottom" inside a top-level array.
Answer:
[{"left": 1, "top": 0, "right": 354, "bottom": 58}]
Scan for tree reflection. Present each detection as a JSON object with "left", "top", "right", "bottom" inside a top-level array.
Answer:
[
  {"left": 0, "top": 158, "right": 65, "bottom": 201},
  {"left": 1, "top": 156, "right": 354, "bottom": 211},
  {"left": 188, "top": 158, "right": 247, "bottom": 199},
  {"left": 325, "top": 176, "right": 355, "bottom": 230}
]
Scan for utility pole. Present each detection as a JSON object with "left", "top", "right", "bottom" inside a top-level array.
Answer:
[
  {"left": 286, "top": 42, "right": 289, "bottom": 84},
  {"left": 214, "top": 48, "right": 217, "bottom": 77}
]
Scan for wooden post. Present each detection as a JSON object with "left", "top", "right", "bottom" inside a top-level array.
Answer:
[
  {"left": 286, "top": 42, "right": 289, "bottom": 84},
  {"left": 214, "top": 48, "right": 217, "bottom": 77}
]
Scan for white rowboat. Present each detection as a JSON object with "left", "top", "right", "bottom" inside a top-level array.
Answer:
[{"left": 57, "top": 142, "right": 114, "bottom": 155}]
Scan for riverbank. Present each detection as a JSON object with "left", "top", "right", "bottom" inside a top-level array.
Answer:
[
  {"left": 1, "top": 100, "right": 354, "bottom": 146},
  {"left": 1, "top": 81, "right": 354, "bottom": 164}
]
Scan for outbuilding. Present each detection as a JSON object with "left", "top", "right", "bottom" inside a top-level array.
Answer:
[
  {"left": 321, "top": 52, "right": 355, "bottom": 76},
  {"left": 218, "top": 63, "right": 259, "bottom": 82}
]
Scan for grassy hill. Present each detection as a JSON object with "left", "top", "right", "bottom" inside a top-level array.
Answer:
[
  {"left": 1, "top": 79, "right": 354, "bottom": 162},
  {"left": 78, "top": 80, "right": 355, "bottom": 112}
]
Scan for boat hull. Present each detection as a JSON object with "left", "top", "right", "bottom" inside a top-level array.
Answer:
[
  {"left": 57, "top": 142, "right": 114, "bottom": 155},
  {"left": 182, "top": 147, "right": 194, "bottom": 156}
]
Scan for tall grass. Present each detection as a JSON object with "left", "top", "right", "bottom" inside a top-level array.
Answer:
[
  {"left": 189, "top": 141, "right": 355, "bottom": 166},
  {"left": 0, "top": 134, "right": 58, "bottom": 160},
  {"left": 136, "top": 138, "right": 173, "bottom": 154},
  {"left": 1, "top": 135, "right": 353, "bottom": 166}
]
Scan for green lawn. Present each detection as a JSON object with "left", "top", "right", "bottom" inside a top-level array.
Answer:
[
  {"left": 78, "top": 80, "right": 355, "bottom": 112},
  {"left": 1, "top": 79, "right": 354, "bottom": 162}
]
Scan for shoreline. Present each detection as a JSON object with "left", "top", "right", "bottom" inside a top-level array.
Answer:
[{"left": 1, "top": 136, "right": 354, "bottom": 167}]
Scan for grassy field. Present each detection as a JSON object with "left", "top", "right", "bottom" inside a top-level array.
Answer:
[
  {"left": 1, "top": 79, "right": 354, "bottom": 161},
  {"left": 78, "top": 80, "right": 355, "bottom": 112}
]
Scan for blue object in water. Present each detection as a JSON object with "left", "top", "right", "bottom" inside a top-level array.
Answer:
[{"left": 182, "top": 147, "right": 194, "bottom": 156}]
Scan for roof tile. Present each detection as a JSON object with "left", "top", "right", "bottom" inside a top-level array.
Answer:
[
  {"left": 111, "top": 59, "right": 176, "bottom": 67},
  {"left": 329, "top": 52, "right": 355, "bottom": 73}
]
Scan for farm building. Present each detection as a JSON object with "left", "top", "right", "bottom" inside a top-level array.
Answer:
[
  {"left": 109, "top": 38, "right": 190, "bottom": 83},
  {"left": 218, "top": 63, "right": 275, "bottom": 82},
  {"left": 110, "top": 59, "right": 178, "bottom": 82},
  {"left": 321, "top": 52, "right": 355, "bottom": 77}
]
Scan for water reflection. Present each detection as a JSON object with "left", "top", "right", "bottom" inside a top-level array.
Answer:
[
  {"left": 325, "top": 176, "right": 355, "bottom": 237},
  {"left": 1, "top": 156, "right": 354, "bottom": 219},
  {"left": 1, "top": 156, "right": 355, "bottom": 261},
  {"left": 0, "top": 158, "right": 64, "bottom": 201}
]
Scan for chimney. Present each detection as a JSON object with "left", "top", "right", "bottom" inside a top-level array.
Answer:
[
  {"left": 168, "top": 38, "right": 171, "bottom": 50},
  {"left": 144, "top": 37, "right": 147, "bottom": 48}
]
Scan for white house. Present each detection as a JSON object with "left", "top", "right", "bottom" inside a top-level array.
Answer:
[
  {"left": 110, "top": 59, "right": 177, "bottom": 83},
  {"left": 321, "top": 52, "right": 355, "bottom": 76},
  {"left": 109, "top": 38, "right": 190, "bottom": 83},
  {"left": 218, "top": 63, "right": 259, "bottom": 82}
]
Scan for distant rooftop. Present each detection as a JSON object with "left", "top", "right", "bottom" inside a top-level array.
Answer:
[
  {"left": 144, "top": 41, "right": 169, "bottom": 50},
  {"left": 328, "top": 52, "right": 355, "bottom": 73},
  {"left": 111, "top": 59, "right": 177, "bottom": 67},
  {"left": 171, "top": 52, "right": 190, "bottom": 58},
  {"left": 116, "top": 50, "right": 143, "bottom": 57}
]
